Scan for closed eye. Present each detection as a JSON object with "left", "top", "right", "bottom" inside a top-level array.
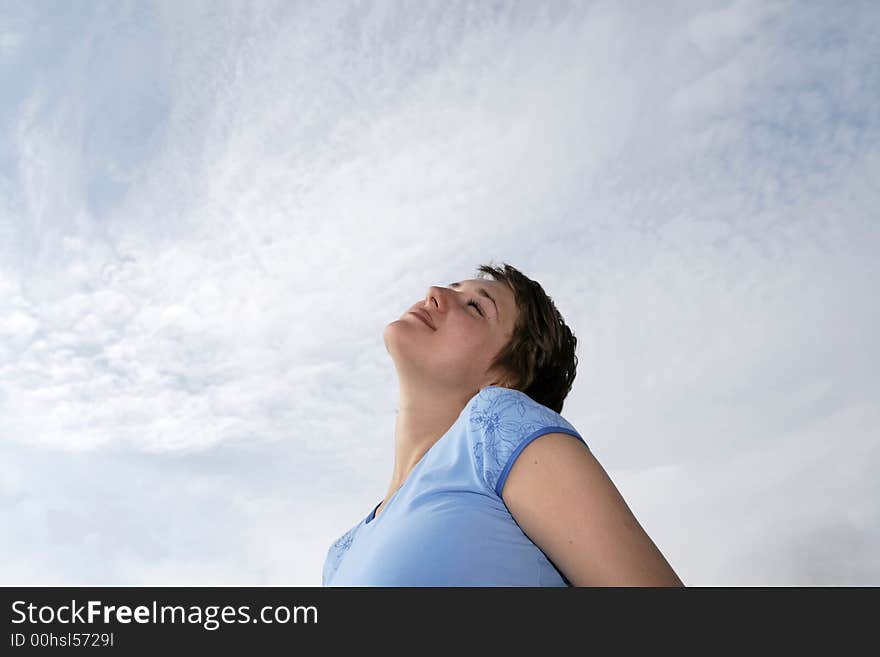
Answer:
[{"left": 467, "top": 299, "right": 484, "bottom": 316}]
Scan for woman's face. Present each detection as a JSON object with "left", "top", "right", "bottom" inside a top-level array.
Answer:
[{"left": 383, "top": 278, "right": 519, "bottom": 393}]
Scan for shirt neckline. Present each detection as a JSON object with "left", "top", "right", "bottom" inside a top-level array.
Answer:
[
  {"left": 368, "top": 500, "right": 381, "bottom": 522},
  {"left": 362, "top": 390, "right": 493, "bottom": 526},
  {"left": 364, "top": 447, "right": 425, "bottom": 526}
]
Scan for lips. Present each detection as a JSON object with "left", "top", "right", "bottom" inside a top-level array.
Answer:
[{"left": 410, "top": 309, "right": 435, "bottom": 330}]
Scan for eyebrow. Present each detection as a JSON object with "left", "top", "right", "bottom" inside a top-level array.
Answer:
[{"left": 448, "top": 282, "right": 499, "bottom": 319}]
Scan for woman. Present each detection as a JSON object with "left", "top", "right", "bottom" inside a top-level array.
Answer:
[{"left": 323, "top": 262, "right": 684, "bottom": 586}]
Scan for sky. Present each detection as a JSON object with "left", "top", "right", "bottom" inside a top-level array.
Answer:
[{"left": 0, "top": 0, "right": 877, "bottom": 586}]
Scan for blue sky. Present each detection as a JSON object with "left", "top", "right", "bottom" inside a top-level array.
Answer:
[{"left": 0, "top": 0, "right": 877, "bottom": 585}]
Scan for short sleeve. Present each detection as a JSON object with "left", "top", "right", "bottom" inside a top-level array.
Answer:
[{"left": 468, "top": 386, "right": 588, "bottom": 498}]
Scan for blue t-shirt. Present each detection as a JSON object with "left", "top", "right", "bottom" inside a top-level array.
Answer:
[{"left": 322, "top": 385, "right": 588, "bottom": 586}]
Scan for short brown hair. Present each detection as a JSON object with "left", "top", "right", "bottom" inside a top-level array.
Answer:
[{"left": 475, "top": 261, "right": 578, "bottom": 414}]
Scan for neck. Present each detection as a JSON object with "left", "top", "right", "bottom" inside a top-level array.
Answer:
[{"left": 383, "top": 384, "right": 475, "bottom": 501}]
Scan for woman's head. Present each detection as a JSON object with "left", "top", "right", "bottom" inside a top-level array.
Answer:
[{"left": 384, "top": 261, "right": 577, "bottom": 413}]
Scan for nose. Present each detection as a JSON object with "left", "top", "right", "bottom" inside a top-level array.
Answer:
[{"left": 424, "top": 286, "right": 444, "bottom": 310}]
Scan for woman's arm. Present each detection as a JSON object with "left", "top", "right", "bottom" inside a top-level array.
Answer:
[{"left": 502, "top": 433, "right": 685, "bottom": 587}]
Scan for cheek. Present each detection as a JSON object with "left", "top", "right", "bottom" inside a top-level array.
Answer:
[
  {"left": 435, "top": 324, "right": 475, "bottom": 350},
  {"left": 447, "top": 330, "right": 493, "bottom": 361}
]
